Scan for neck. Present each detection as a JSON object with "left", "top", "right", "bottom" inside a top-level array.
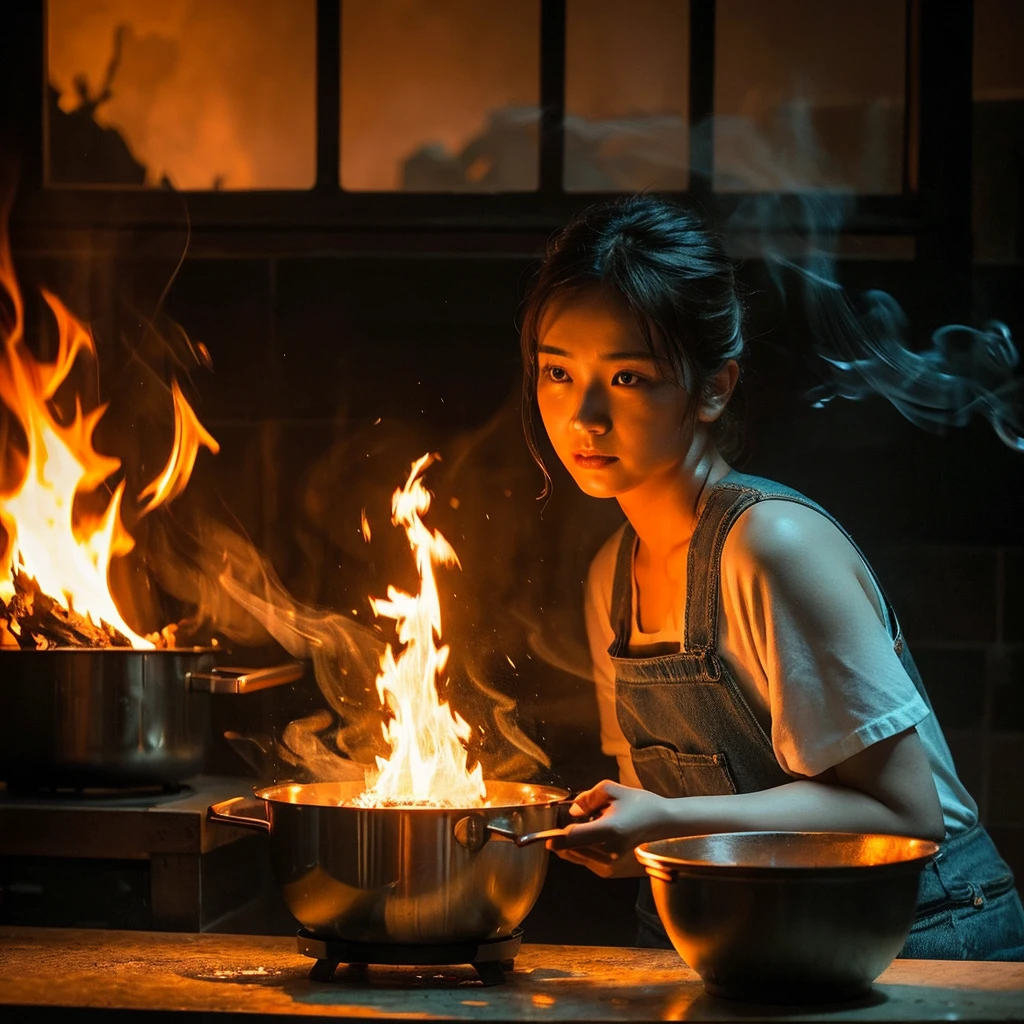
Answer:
[{"left": 617, "top": 444, "right": 731, "bottom": 560}]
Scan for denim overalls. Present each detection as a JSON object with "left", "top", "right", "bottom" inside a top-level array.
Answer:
[{"left": 609, "top": 470, "right": 1024, "bottom": 960}]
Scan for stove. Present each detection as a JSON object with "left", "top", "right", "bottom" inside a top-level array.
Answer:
[
  {"left": 296, "top": 928, "right": 523, "bottom": 986},
  {"left": 0, "top": 775, "right": 285, "bottom": 933}
]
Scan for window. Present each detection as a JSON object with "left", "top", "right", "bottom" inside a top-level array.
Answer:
[
  {"left": 973, "top": 0, "right": 1024, "bottom": 262},
  {"left": 564, "top": 0, "right": 689, "bottom": 192},
  {"left": 33, "top": 0, "right": 938, "bottom": 224},
  {"left": 714, "top": 0, "right": 906, "bottom": 193},
  {"left": 46, "top": 0, "right": 316, "bottom": 189},
  {"left": 340, "top": 0, "right": 540, "bottom": 192}
]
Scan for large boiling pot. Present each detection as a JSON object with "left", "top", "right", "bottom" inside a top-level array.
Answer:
[
  {"left": 0, "top": 648, "right": 303, "bottom": 787},
  {"left": 209, "top": 780, "right": 572, "bottom": 944}
]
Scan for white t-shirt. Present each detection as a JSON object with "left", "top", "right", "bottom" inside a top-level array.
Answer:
[{"left": 584, "top": 503, "right": 978, "bottom": 838}]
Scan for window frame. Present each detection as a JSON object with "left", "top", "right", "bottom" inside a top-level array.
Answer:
[{"left": 9, "top": 0, "right": 966, "bottom": 242}]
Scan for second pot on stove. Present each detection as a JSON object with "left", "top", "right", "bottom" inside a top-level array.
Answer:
[
  {"left": 0, "top": 648, "right": 304, "bottom": 788},
  {"left": 209, "top": 779, "right": 571, "bottom": 944}
]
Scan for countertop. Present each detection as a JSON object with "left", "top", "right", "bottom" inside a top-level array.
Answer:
[{"left": 0, "top": 926, "right": 1022, "bottom": 1022}]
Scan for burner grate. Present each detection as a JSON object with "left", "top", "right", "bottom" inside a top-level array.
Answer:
[{"left": 296, "top": 928, "right": 522, "bottom": 986}]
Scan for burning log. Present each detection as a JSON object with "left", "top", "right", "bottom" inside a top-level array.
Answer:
[
  {"left": 0, "top": 570, "right": 183, "bottom": 649},
  {"left": 1, "top": 568, "right": 132, "bottom": 648}
]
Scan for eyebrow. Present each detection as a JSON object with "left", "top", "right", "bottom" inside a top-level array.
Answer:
[{"left": 537, "top": 344, "right": 657, "bottom": 362}]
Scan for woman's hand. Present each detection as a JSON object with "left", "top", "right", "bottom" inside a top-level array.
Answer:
[
  {"left": 549, "top": 841, "right": 648, "bottom": 878},
  {"left": 548, "top": 780, "right": 678, "bottom": 858}
]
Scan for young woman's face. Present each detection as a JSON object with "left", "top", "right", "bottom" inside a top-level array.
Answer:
[{"left": 536, "top": 287, "right": 698, "bottom": 500}]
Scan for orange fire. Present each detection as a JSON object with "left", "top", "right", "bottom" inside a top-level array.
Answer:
[
  {"left": 356, "top": 453, "right": 486, "bottom": 808},
  {"left": 0, "top": 207, "right": 217, "bottom": 649}
]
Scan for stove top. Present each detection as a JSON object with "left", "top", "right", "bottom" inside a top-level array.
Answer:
[
  {"left": 0, "top": 775, "right": 281, "bottom": 932},
  {"left": 0, "top": 775, "right": 256, "bottom": 857},
  {"left": 0, "top": 781, "right": 193, "bottom": 806}
]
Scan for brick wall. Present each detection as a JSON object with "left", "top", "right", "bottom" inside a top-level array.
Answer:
[{"left": 8, "top": 238, "right": 1023, "bottom": 943}]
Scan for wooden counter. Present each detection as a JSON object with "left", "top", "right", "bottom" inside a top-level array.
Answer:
[{"left": 0, "top": 926, "right": 1021, "bottom": 1022}]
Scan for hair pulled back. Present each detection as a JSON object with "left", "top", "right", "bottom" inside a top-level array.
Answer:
[{"left": 519, "top": 193, "right": 745, "bottom": 491}]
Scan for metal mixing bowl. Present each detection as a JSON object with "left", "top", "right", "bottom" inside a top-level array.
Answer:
[{"left": 635, "top": 831, "right": 938, "bottom": 1004}]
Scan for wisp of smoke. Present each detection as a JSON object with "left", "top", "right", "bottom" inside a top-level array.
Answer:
[{"left": 695, "top": 110, "right": 1024, "bottom": 452}]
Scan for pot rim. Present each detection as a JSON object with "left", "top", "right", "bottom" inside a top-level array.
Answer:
[
  {"left": 254, "top": 778, "right": 571, "bottom": 811},
  {"left": 0, "top": 646, "right": 221, "bottom": 654}
]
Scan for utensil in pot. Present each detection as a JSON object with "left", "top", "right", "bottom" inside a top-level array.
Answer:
[
  {"left": 635, "top": 831, "right": 939, "bottom": 1004},
  {"left": 208, "top": 779, "right": 571, "bottom": 945}
]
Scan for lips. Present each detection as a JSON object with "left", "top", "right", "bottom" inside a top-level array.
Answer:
[{"left": 573, "top": 451, "right": 619, "bottom": 469}]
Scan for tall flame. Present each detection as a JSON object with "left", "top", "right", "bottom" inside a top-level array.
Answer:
[
  {"left": 0, "top": 205, "right": 216, "bottom": 649},
  {"left": 138, "top": 378, "right": 220, "bottom": 513},
  {"left": 358, "top": 453, "right": 486, "bottom": 808}
]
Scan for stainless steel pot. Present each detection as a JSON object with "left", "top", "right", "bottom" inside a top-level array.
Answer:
[
  {"left": 0, "top": 648, "right": 303, "bottom": 787},
  {"left": 635, "top": 831, "right": 939, "bottom": 1003},
  {"left": 209, "top": 779, "right": 571, "bottom": 944}
]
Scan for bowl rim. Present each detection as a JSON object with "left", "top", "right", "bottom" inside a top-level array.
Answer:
[{"left": 635, "top": 830, "right": 940, "bottom": 876}]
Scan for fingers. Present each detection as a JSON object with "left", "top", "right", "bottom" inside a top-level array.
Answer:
[
  {"left": 547, "top": 819, "right": 610, "bottom": 851},
  {"left": 549, "top": 841, "right": 616, "bottom": 864},
  {"left": 569, "top": 779, "right": 621, "bottom": 817},
  {"left": 550, "top": 844, "right": 620, "bottom": 878}
]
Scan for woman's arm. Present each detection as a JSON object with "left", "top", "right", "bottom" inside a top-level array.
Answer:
[
  {"left": 552, "top": 725, "right": 945, "bottom": 863},
  {"left": 556, "top": 500, "right": 946, "bottom": 875}
]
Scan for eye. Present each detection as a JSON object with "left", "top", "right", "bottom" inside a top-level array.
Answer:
[
  {"left": 541, "top": 364, "right": 571, "bottom": 383},
  {"left": 613, "top": 369, "right": 644, "bottom": 387}
]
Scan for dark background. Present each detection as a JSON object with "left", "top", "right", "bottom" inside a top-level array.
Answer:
[{"left": 0, "top": 1, "right": 1021, "bottom": 945}]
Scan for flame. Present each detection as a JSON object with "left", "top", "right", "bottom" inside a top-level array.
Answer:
[
  {"left": 0, "top": 204, "right": 214, "bottom": 649},
  {"left": 138, "top": 378, "right": 220, "bottom": 513},
  {"left": 357, "top": 453, "right": 486, "bottom": 808}
]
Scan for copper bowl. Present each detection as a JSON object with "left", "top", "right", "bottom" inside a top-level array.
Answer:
[{"left": 635, "top": 831, "right": 938, "bottom": 1004}]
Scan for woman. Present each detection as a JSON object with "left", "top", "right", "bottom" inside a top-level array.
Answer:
[{"left": 519, "top": 193, "right": 1024, "bottom": 959}]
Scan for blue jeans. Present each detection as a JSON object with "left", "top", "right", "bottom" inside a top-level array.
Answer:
[{"left": 902, "top": 824, "right": 1024, "bottom": 961}]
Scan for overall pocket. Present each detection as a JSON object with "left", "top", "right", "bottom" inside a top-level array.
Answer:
[{"left": 631, "top": 745, "right": 737, "bottom": 798}]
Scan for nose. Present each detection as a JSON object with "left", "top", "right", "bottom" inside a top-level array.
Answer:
[{"left": 572, "top": 380, "right": 611, "bottom": 435}]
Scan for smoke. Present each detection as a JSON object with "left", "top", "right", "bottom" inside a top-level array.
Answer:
[
  {"left": 141, "top": 416, "right": 574, "bottom": 785},
  {"left": 694, "top": 111, "right": 1024, "bottom": 452}
]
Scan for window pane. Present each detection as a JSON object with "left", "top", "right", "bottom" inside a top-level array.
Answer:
[
  {"left": 341, "top": 0, "right": 540, "bottom": 192},
  {"left": 46, "top": 0, "right": 316, "bottom": 190},
  {"left": 714, "top": 0, "right": 906, "bottom": 193},
  {"left": 973, "top": 0, "right": 1024, "bottom": 262},
  {"left": 564, "top": 0, "right": 689, "bottom": 193}
]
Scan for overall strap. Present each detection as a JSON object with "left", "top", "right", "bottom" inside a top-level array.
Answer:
[
  {"left": 608, "top": 523, "right": 638, "bottom": 655},
  {"left": 683, "top": 483, "right": 761, "bottom": 654}
]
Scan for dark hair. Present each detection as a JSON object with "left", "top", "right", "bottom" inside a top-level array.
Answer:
[{"left": 519, "top": 193, "right": 745, "bottom": 494}]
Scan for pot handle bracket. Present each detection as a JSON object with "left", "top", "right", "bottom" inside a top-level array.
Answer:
[
  {"left": 208, "top": 796, "right": 271, "bottom": 833},
  {"left": 453, "top": 794, "right": 591, "bottom": 851},
  {"left": 188, "top": 660, "right": 304, "bottom": 694}
]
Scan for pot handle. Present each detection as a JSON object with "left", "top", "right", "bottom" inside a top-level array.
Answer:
[
  {"left": 188, "top": 660, "right": 304, "bottom": 694},
  {"left": 483, "top": 823, "right": 571, "bottom": 848},
  {"left": 208, "top": 796, "right": 271, "bottom": 833}
]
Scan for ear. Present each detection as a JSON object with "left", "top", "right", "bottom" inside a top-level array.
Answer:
[{"left": 697, "top": 359, "right": 740, "bottom": 423}]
